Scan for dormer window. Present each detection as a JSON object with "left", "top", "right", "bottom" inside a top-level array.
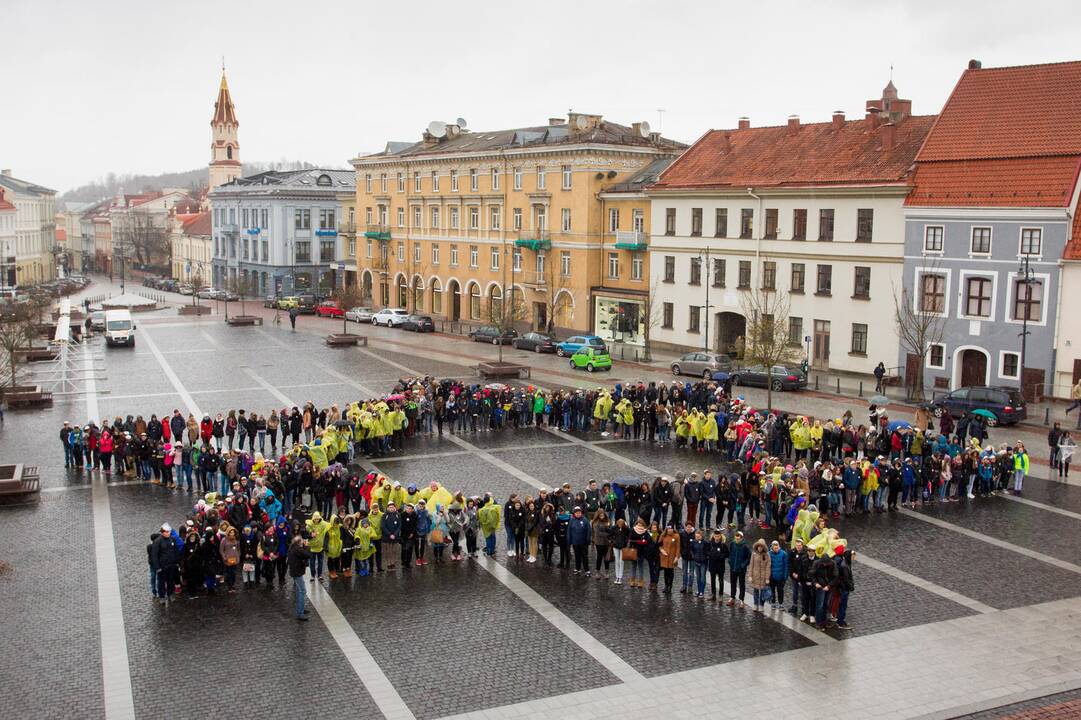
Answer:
[{"left": 316, "top": 174, "right": 332, "bottom": 186}]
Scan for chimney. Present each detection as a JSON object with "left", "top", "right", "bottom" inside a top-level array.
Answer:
[
  {"left": 787, "top": 115, "right": 800, "bottom": 132},
  {"left": 631, "top": 122, "right": 641, "bottom": 136},
  {"left": 422, "top": 131, "right": 439, "bottom": 147},
  {"left": 832, "top": 111, "right": 845, "bottom": 130},
  {"left": 738, "top": 117, "right": 750, "bottom": 130},
  {"left": 0, "top": 169, "right": 10, "bottom": 177},
  {"left": 649, "top": 132, "right": 662, "bottom": 143},
  {"left": 968, "top": 59, "right": 982, "bottom": 70},
  {"left": 880, "top": 122, "right": 896, "bottom": 150},
  {"left": 548, "top": 117, "right": 565, "bottom": 126},
  {"left": 865, "top": 104, "right": 882, "bottom": 128}
]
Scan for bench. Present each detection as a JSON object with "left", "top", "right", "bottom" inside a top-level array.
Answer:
[
  {"left": 2, "top": 385, "right": 53, "bottom": 408},
  {"left": 178, "top": 305, "right": 212, "bottom": 316},
  {"left": 325, "top": 333, "right": 367, "bottom": 347},
  {"left": 16, "top": 347, "right": 59, "bottom": 362},
  {"left": 226, "top": 315, "right": 263, "bottom": 326},
  {"left": 476, "top": 361, "right": 531, "bottom": 380},
  {"left": 0, "top": 464, "right": 41, "bottom": 506}
]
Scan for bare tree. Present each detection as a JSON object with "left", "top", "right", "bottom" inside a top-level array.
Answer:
[
  {"left": 738, "top": 284, "right": 801, "bottom": 412},
  {"left": 893, "top": 266, "right": 946, "bottom": 403},
  {"left": 485, "top": 286, "right": 528, "bottom": 363},
  {"left": 640, "top": 279, "right": 666, "bottom": 362},
  {"left": 540, "top": 251, "right": 573, "bottom": 335},
  {"left": 116, "top": 209, "right": 171, "bottom": 271},
  {"left": 0, "top": 304, "right": 35, "bottom": 388},
  {"left": 333, "top": 285, "right": 365, "bottom": 336},
  {"left": 228, "top": 274, "right": 255, "bottom": 317}
]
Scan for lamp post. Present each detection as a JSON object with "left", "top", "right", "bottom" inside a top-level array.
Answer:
[
  {"left": 698, "top": 246, "right": 713, "bottom": 352},
  {"left": 1016, "top": 255, "right": 1036, "bottom": 399}
]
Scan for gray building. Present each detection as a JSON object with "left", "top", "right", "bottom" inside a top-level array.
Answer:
[{"left": 209, "top": 169, "right": 355, "bottom": 296}]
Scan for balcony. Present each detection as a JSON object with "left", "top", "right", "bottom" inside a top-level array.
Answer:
[
  {"left": 338, "top": 222, "right": 357, "bottom": 236},
  {"left": 220, "top": 223, "right": 239, "bottom": 236},
  {"left": 364, "top": 224, "right": 391, "bottom": 241},
  {"left": 614, "top": 230, "right": 648, "bottom": 251},
  {"left": 514, "top": 229, "right": 551, "bottom": 251}
]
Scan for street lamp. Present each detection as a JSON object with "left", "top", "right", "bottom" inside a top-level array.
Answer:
[
  {"left": 1016, "top": 255, "right": 1036, "bottom": 398},
  {"left": 698, "top": 247, "right": 713, "bottom": 352}
]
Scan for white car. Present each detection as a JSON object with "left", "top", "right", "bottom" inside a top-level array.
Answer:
[
  {"left": 345, "top": 306, "right": 375, "bottom": 323},
  {"left": 371, "top": 308, "right": 408, "bottom": 327},
  {"left": 196, "top": 287, "right": 219, "bottom": 299}
]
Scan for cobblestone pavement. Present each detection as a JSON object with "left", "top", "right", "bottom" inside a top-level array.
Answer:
[
  {"left": 2, "top": 290, "right": 1081, "bottom": 720},
  {"left": 954, "top": 688, "right": 1081, "bottom": 718}
]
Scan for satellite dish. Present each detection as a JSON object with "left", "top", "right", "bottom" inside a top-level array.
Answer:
[
  {"left": 639, "top": 121, "right": 651, "bottom": 137},
  {"left": 456, "top": 117, "right": 468, "bottom": 130},
  {"left": 575, "top": 115, "right": 589, "bottom": 130},
  {"left": 427, "top": 120, "right": 447, "bottom": 138}
]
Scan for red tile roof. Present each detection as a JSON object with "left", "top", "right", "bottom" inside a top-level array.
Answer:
[
  {"left": 917, "top": 61, "right": 1081, "bottom": 162},
  {"left": 653, "top": 116, "right": 935, "bottom": 190},
  {"left": 180, "top": 211, "right": 211, "bottom": 236},
  {"left": 906, "top": 156, "right": 1081, "bottom": 207},
  {"left": 0, "top": 187, "right": 13, "bottom": 211},
  {"left": 55, "top": 228, "right": 67, "bottom": 242},
  {"left": 1066, "top": 207, "right": 1081, "bottom": 260}
]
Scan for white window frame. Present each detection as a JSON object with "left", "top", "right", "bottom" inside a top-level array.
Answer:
[
  {"left": 609, "top": 208, "right": 620, "bottom": 233},
  {"left": 431, "top": 206, "right": 440, "bottom": 230},
  {"left": 491, "top": 167, "right": 500, "bottom": 191},
  {"left": 1018, "top": 227, "right": 1043, "bottom": 259},
  {"left": 490, "top": 205, "right": 501, "bottom": 231},
  {"left": 469, "top": 207, "right": 479, "bottom": 230},
  {"left": 450, "top": 170, "right": 459, "bottom": 192},
  {"left": 607, "top": 252, "right": 619, "bottom": 279},
  {"left": 1003, "top": 270, "right": 1050, "bottom": 327},
  {"left": 450, "top": 245, "right": 459, "bottom": 267},
  {"left": 513, "top": 167, "right": 522, "bottom": 190},
  {"left": 561, "top": 208, "right": 571, "bottom": 233},
  {"left": 926, "top": 342, "right": 946, "bottom": 370},
  {"left": 923, "top": 224, "right": 945, "bottom": 255},
  {"left": 957, "top": 270, "right": 998, "bottom": 322},
  {"left": 397, "top": 242, "right": 405, "bottom": 262},
  {"left": 632, "top": 209, "right": 644, "bottom": 233},
  {"left": 969, "top": 226, "right": 992, "bottom": 256},
  {"left": 537, "top": 166, "right": 546, "bottom": 190},
  {"left": 536, "top": 251, "right": 546, "bottom": 275},
  {"left": 512, "top": 247, "right": 522, "bottom": 272},
  {"left": 512, "top": 208, "right": 522, "bottom": 231},
  {"left": 396, "top": 207, "right": 404, "bottom": 227},
  {"left": 562, "top": 164, "right": 572, "bottom": 190},
  {"left": 365, "top": 174, "right": 372, "bottom": 193},
  {"left": 450, "top": 206, "right": 460, "bottom": 230},
  {"left": 397, "top": 172, "right": 405, "bottom": 193},
  {"left": 469, "top": 245, "right": 478, "bottom": 267},
  {"left": 998, "top": 350, "right": 1021, "bottom": 381},
  {"left": 469, "top": 169, "right": 478, "bottom": 192},
  {"left": 432, "top": 244, "right": 440, "bottom": 264},
  {"left": 413, "top": 243, "right": 421, "bottom": 263},
  {"left": 380, "top": 173, "right": 387, "bottom": 193},
  {"left": 631, "top": 256, "right": 643, "bottom": 281},
  {"left": 560, "top": 250, "right": 571, "bottom": 276},
  {"left": 490, "top": 246, "right": 500, "bottom": 270},
  {"left": 414, "top": 172, "right": 422, "bottom": 193},
  {"left": 913, "top": 266, "right": 951, "bottom": 318},
  {"left": 413, "top": 206, "right": 422, "bottom": 228}
]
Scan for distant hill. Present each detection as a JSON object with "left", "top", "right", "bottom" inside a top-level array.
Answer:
[{"left": 59, "top": 160, "right": 324, "bottom": 202}]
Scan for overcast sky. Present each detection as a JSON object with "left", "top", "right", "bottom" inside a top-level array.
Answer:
[{"left": 4, "top": 0, "right": 1080, "bottom": 193}]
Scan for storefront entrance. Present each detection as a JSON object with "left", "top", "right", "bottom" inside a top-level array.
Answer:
[
  {"left": 593, "top": 296, "right": 644, "bottom": 346},
  {"left": 714, "top": 312, "right": 745, "bottom": 358}
]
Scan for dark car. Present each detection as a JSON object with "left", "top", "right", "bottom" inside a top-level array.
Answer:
[
  {"left": 469, "top": 325, "right": 518, "bottom": 345},
  {"left": 729, "top": 364, "right": 808, "bottom": 392},
  {"left": 295, "top": 294, "right": 317, "bottom": 314},
  {"left": 513, "top": 331, "right": 557, "bottom": 353},
  {"left": 400, "top": 314, "right": 435, "bottom": 332},
  {"left": 931, "top": 386, "right": 1027, "bottom": 426}
]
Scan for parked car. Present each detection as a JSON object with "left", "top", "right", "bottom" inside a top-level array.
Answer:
[
  {"left": 931, "top": 386, "right": 1027, "bottom": 426},
  {"left": 671, "top": 351, "right": 733, "bottom": 379},
  {"left": 315, "top": 301, "right": 345, "bottom": 318},
  {"left": 196, "top": 287, "right": 218, "bottom": 299},
  {"left": 89, "top": 310, "right": 106, "bottom": 330},
  {"left": 295, "top": 294, "right": 318, "bottom": 314},
  {"left": 177, "top": 284, "right": 194, "bottom": 295},
  {"left": 513, "top": 332, "right": 558, "bottom": 353},
  {"left": 556, "top": 335, "right": 606, "bottom": 357},
  {"left": 372, "top": 308, "right": 409, "bottom": 327},
  {"left": 469, "top": 325, "right": 518, "bottom": 344},
  {"left": 729, "top": 364, "right": 807, "bottom": 392},
  {"left": 569, "top": 346, "right": 612, "bottom": 372},
  {"left": 275, "top": 296, "right": 299, "bottom": 310},
  {"left": 219, "top": 290, "right": 240, "bottom": 301},
  {"left": 400, "top": 314, "right": 435, "bottom": 332},
  {"left": 345, "top": 306, "right": 374, "bottom": 323},
  {"left": 263, "top": 295, "right": 278, "bottom": 308}
]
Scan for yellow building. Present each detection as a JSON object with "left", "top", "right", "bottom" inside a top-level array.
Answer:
[{"left": 350, "top": 114, "right": 683, "bottom": 340}]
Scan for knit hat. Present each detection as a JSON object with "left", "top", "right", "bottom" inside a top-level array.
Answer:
[{"left": 835, "top": 545, "right": 846, "bottom": 555}]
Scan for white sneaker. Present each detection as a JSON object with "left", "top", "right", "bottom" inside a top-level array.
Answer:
[
  {"left": 799, "top": 614, "right": 808, "bottom": 622},
  {"left": 967, "top": 494, "right": 975, "bottom": 499},
  {"left": 507, "top": 550, "right": 516, "bottom": 557},
  {"left": 526, "top": 556, "right": 536, "bottom": 563}
]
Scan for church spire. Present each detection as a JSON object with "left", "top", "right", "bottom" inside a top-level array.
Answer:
[
  {"left": 209, "top": 66, "right": 240, "bottom": 190},
  {"left": 212, "top": 68, "right": 238, "bottom": 127}
]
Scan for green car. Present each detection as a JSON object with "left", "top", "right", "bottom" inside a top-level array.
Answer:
[{"left": 569, "top": 347, "right": 612, "bottom": 372}]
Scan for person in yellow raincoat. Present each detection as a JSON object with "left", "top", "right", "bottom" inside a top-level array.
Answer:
[
  {"left": 703, "top": 411, "right": 719, "bottom": 453},
  {"left": 613, "top": 398, "right": 633, "bottom": 438},
  {"left": 674, "top": 410, "right": 690, "bottom": 448},
  {"left": 477, "top": 496, "right": 501, "bottom": 557},
  {"left": 371, "top": 479, "right": 394, "bottom": 511},
  {"left": 860, "top": 459, "right": 880, "bottom": 512},
  {"left": 325, "top": 515, "right": 344, "bottom": 578},
  {"left": 423, "top": 481, "right": 453, "bottom": 510},
  {"left": 305, "top": 511, "right": 329, "bottom": 580},
  {"left": 307, "top": 440, "right": 329, "bottom": 473},
  {"left": 809, "top": 420, "right": 823, "bottom": 460},
  {"left": 367, "top": 505, "right": 384, "bottom": 571},
  {"left": 791, "top": 507, "right": 819, "bottom": 548},
  {"left": 790, "top": 417, "right": 812, "bottom": 461},
  {"left": 352, "top": 516, "right": 376, "bottom": 576},
  {"left": 593, "top": 391, "right": 613, "bottom": 433},
  {"left": 688, "top": 409, "right": 704, "bottom": 450}
]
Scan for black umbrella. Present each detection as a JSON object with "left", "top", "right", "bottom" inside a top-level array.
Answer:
[{"left": 334, "top": 419, "right": 353, "bottom": 429}]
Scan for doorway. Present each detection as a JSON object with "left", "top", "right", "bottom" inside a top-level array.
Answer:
[
  {"left": 958, "top": 348, "right": 988, "bottom": 388},
  {"left": 813, "top": 319, "right": 831, "bottom": 368},
  {"left": 714, "top": 312, "right": 746, "bottom": 358},
  {"left": 447, "top": 279, "right": 461, "bottom": 321},
  {"left": 533, "top": 302, "right": 547, "bottom": 332}
]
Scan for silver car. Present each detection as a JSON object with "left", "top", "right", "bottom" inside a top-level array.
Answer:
[
  {"left": 345, "top": 306, "right": 374, "bottom": 323},
  {"left": 671, "top": 351, "right": 733, "bottom": 379}
]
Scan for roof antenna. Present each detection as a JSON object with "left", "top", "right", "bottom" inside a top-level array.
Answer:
[
  {"left": 222, "top": 56, "right": 226, "bottom": 73},
  {"left": 889, "top": 64, "right": 893, "bottom": 82}
]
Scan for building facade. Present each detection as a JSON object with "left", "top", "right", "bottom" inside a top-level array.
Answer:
[
  {"left": 209, "top": 70, "right": 241, "bottom": 190},
  {"left": 901, "top": 60, "right": 1081, "bottom": 399},
  {"left": 0, "top": 186, "right": 15, "bottom": 287},
  {"left": 171, "top": 210, "right": 212, "bottom": 284},
  {"left": 208, "top": 169, "right": 355, "bottom": 296},
  {"left": 0, "top": 169, "right": 57, "bottom": 286},
  {"left": 350, "top": 114, "right": 683, "bottom": 337},
  {"left": 647, "top": 84, "right": 933, "bottom": 375},
  {"left": 109, "top": 191, "right": 197, "bottom": 275}
]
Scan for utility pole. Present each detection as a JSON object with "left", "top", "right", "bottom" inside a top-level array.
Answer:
[
  {"left": 700, "top": 246, "right": 712, "bottom": 352},
  {"left": 1017, "top": 254, "right": 1034, "bottom": 400}
]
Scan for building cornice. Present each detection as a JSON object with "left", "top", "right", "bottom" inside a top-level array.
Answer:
[{"left": 352, "top": 144, "right": 673, "bottom": 169}]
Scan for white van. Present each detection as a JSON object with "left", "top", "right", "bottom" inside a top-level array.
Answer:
[{"left": 104, "top": 309, "right": 136, "bottom": 347}]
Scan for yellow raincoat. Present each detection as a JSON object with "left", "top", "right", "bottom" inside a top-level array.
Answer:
[
  {"left": 325, "top": 517, "right": 343, "bottom": 559},
  {"left": 352, "top": 523, "right": 375, "bottom": 562},
  {"left": 593, "top": 392, "right": 613, "bottom": 421},
  {"left": 306, "top": 514, "right": 330, "bottom": 553},
  {"left": 704, "top": 414, "right": 719, "bottom": 442}
]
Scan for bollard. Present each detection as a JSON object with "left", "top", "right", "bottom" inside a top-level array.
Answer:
[
  {"left": 814, "top": 375, "right": 820, "bottom": 390},
  {"left": 1045, "top": 407, "right": 1050, "bottom": 426},
  {"left": 858, "top": 381, "right": 863, "bottom": 398},
  {"left": 836, "top": 377, "right": 841, "bottom": 394}
]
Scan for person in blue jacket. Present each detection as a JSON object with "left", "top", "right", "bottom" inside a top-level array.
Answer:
[
  {"left": 415, "top": 499, "right": 432, "bottom": 566},
  {"left": 567, "top": 506, "right": 593, "bottom": 575},
  {"left": 726, "top": 530, "right": 751, "bottom": 608},
  {"left": 768, "top": 539, "right": 789, "bottom": 608},
  {"left": 698, "top": 470, "right": 717, "bottom": 528}
]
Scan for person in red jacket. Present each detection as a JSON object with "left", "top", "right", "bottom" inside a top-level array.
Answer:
[{"left": 200, "top": 415, "right": 214, "bottom": 446}]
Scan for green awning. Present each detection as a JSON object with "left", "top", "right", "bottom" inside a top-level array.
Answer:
[
  {"left": 514, "top": 238, "right": 551, "bottom": 251},
  {"left": 614, "top": 242, "right": 648, "bottom": 251},
  {"left": 363, "top": 231, "right": 391, "bottom": 241}
]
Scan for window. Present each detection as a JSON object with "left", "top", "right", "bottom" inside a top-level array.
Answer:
[
  {"left": 928, "top": 343, "right": 945, "bottom": 369},
  {"left": 608, "top": 208, "right": 620, "bottom": 233},
  {"left": 450, "top": 170, "right": 458, "bottom": 192},
  {"left": 469, "top": 245, "right": 478, "bottom": 267},
  {"left": 512, "top": 247, "right": 521, "bottom": 272},
  {"left": 431, "top": 207, "right": 440, "bottom": 229},
  {"left": 414, "top": 243, "right": 421, "bottom": 263},
  {"left": 1012, "top": 278, "right": 1043, "bottom": 321},
  {"left": 562, "top": 165, "right": 572, "bottom": 190},
  {"left": 432, "top": 244, "right": 440, "bottom": 264},
  {"left": 788, "top": 317, "right": 803, "bottom": 347},
  {"left": 1001, "top": 352, "right": 1020, "bottom": 379},
  {"left": 919, "top": 273, "right": 946, "bottom": 313},
  {"left": 964, "top": 276, "right": 992, "bottom": 317},
  {"left": 712, "top": 258, "right": 726, "bottom": 288},
  {"left": 413, "top": 206, "right": 422, "bottom": 228},
  {"left": 536, "top": 166, "right": 546, "bottom": 190},
  {"left": 469, "top": 284, "right": 481, "bottom": 319},
  {"left": 365, "top": 174, "right": 372, "bottom": 193},
  {"left": 535, "top": 208, "right": 546, "bottom": 231},
  {"left": 431, "top": 171, "right": 440, "bottom": 192},
  {"left": 536, "top": 251, "right": 546, "bottom": 275},
  {"left": 608, "top": 252, "right": 619, "bottom": 278},
  {"left": 450, "top": 245, "right": 459, "bottom": 266},
  {"left": 490, "top": 247, "right": 500, "bottom": 270},
  {"left": 432, "top": 279, "right": 442, "bottom": 313},
  {"left": 294, "top": 209, "right": 310, "bottom": 230},
  {"left": 793, "top": 209, "right": 807, "bottom": 240},
  {"left": 689, "top": 257, "right": 702, "bottom": 285},
  {"left": 397, "top": 242, "right": 404, "bottom": 262},
  {"left": 665, "top": 208, "right": 676, "bottom": 235},
  {"left": 450, "top": 207, "right": 459, "bottom": 230},
  {"left": 924, "top": 225, "right": 944, "bottom": 252},
  {"left": 512, "top": 208, "right": 522, "bottom": 230},
  {"left": 853, "top": 266, "right": 871, "bottom": 299},
  {"left": 262, "top": 209, "right": 268, "bottom": 228},
  {"left": 688, "top": 306, "right": 701, "bottom": 333},
  {"left": 715, "top": 208, "right": 727, "bottom": 238},
  {"left": 691, "top": 208, "right": 703, "bottom": 236},
  {"left": 738, "top": 260, "right": 751, "bottom": 289},
  {"left": 295, "top": 241, "right": 311, "bottom": 263},
  {"left": 558, "top": 208, "right": 570, "bottom": 232},
  {"left": 397, "top": 207, "right": 405, "bottom": 227},
  {"left": 791, "top": 263, "right": 805, "bottom": 293},
  {"left": 971, "top": 227, "right": 991, "bottom": 254},
  {"left": 1020, "top": 228, "right": 1042, "bottom": 256},
  {"left": 632, "top": 209, "right": 644, "bottom": 232},
  {"left": 663, "top": 255, "right": 675, "bottom": 283},
  {"left": 762, "top": 261, "right": 776, "bottom": 290},
  {"left": 397, "top": 172, "right": 405, "bottom": 193},
  {"left": 414, "top": 171, "right": 422, "bottom": 192},
  {"left": 469, "top": 169, "right": 478, "bottom": 192},
  {"left": 856, "top": 209, "right": 873, "bottom": 242},
  {"left": 851, "top": 323, "right": 868, "bottom": 354},
  {"left": 469, "top": 207, "right": 479, "bottom": 230},
  {"left": 319, "top": 209, "right": 335, "bottom": 229},
  {"left": 366, "top": 239, "right": 373, "bottom": 258},
  {"left": 740, "top": 209, "right": 753, "bottom": 239},
  {"left": 764, "top": 209, "right": 778, "bottom": 239},
  {"left": 513, "top": 167, "right": 522, "bottom": 190},
  {"left": 489, "top": 206, "right": 501, "bottom": 230},
  {"left": 816, "top": 264, "right": 832, "bottom": 295},
  {"left": 242, "top": 208, "right": 249, "bottom": 227},
  {"left": 380, "top": 174, "right": 387, "bottom": 193},
  {"left": 631, "top": 256, "right": 643, "bottom": 280},
  {"left": 491, "top": 167, "right": 500, "bottom": 191},
  {"left": 560, "top": 250, "right": 571, "bottom": 276},
  {"left": 819, "top": 209, "right": 835, "bottom": 241},
  {"left": 366, "top": 206, "right": 374, "bottom": 225},
  {"left": 662, "top": 302, "right": 674, "bottom": 329}
]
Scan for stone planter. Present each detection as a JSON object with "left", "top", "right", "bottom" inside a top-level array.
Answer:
[
  {"left": 226, "top": 315, "right": 262, "bottom": 326},
  {"left": 178, "top": 305, "right": 212, "bottom": 316},
  {"left": 0, "top": 464, "right": 40, "bottom": 506},
  {"left": 325, "top": 333, "right": 361, "bottom": 347}
]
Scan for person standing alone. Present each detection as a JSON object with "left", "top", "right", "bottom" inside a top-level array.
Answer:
[{"left": 288, "top": 535, "right": 312, "bottom": 621}]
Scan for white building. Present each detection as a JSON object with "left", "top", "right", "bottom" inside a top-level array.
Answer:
[
  {"left": 171, "top": 211, "right": 212, "bottom": 284},
  {"left": 0, "top": 186, "right": 15, "bottom": 287},
  {"left": 0, "top": 169, "right": 57, "bottom": 285},
  {"left": 646, "top": 84, "right": 935, "bottom": 376}
]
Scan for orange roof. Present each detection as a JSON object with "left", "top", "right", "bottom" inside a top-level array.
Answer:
[
  {"left": 1067, "top": 207, "right": 1081, "bottom": 260},
  {"left": 0, "top": 187, "right": 13, "bottom": 211},
  {"left": 653, "top": 115, "right": 935, "bottom": 190},
  {"left": 212, "top": 71, "right": 238, "bottom": 126},
  {"left": 55, "top": 228, "right": 67, "bottom": 242},
  {"left": 906, "top": 156, "right": 1081, "bottom": 207},
  {"left": 918, "top": 61, "right": 1081, "bottom": 162},
  {"left": 180, "top": 211, "right": 211, "bottom": 236}
]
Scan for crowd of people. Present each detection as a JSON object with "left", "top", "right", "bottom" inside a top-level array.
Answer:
[{"left": 58, "top": 374, "right": 1067, "bottom": 625}]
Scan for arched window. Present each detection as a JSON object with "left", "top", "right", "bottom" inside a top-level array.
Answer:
[
  {"left": 397, "top": 275, "right": 408, "bottom": 308},
  {"left": 412, "top": 276, "right": 424, "bottom": 311},
  {"left": 489, "top": 285, "right": 503, "bottom": 322},
  {"left": 316, "top": 174, "right": 332, "bottom": 186},
  {"left": 226, "top": 146, "right": 233, "bottom": 160},
  {"left": 431, "top": 278, "right": 442, "bottom": 314},
  {"left": 468, "top": 282, "right": 481, "bottom": 320}
]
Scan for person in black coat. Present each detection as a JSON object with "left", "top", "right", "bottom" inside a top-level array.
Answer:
[
  {"left": 834, "top": 547, "right": 854, "bottom": 630},
  {"left": 399, "top": 504, "right": 419, "bottom": 567},
  {"left": 788, "top": 538, "right": 812, "bottom": 617},
  {"left": 811, "top": 549, "right": 839, "bottom": 628},
  {"left": 151, "top": 525, "right": 180, "bottom": 603},
  {"left": 706, "top": 529, "right": 729, "bottom": 600}
]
